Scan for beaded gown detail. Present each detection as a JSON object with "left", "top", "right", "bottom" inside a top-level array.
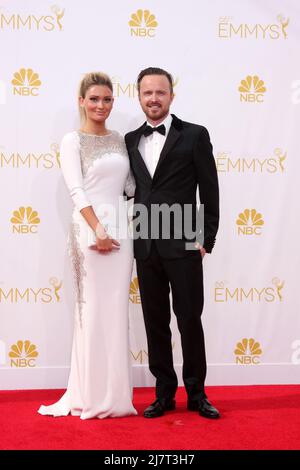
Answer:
[{"left": 38, "top": 130, "right": 137, "bottom": 419}]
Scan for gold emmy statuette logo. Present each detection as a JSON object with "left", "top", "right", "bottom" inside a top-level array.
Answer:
[
  {"left": 12, "top": 68, "right": 41, "bottom": 96},
  {"left": 130, "top": 277, "right": 141, "bottom": 304},
  {"left": 49, "top": 277, "right": 63, "bottom": 302},
  {"left": 235, "top": 338, "right": 262, "bottom": 365},
  {"left": 239, "top": 75, "right": 266, "bottom": 103},
  {"left": 11, "top": 206, "right": 40, "bottom": 234},
  {"left": 272, "top": 277, "right": 284, "bottom": 302},
  {"left": 172, "top": 77, "right": 179, "bottom": 97},
  {"left": 129, "top": 9, "right": 158, "bottom": 37},
  {"left": 274, "top": 148, "right": 287, "bottom": 172},
  {"left": 9, "top": 340, "right": 38, "bottom": 368},
  {"left": 236, "top": 209, "right": 264, "bottom": 235},
  {"left": 277, "top": 14, "right": 289, "bottom": 39},
  {"left": 51, "top": 5, "right": 65, "bottom": 31},
  {"left": 50, "top": 143, "right": 60, "bottom": 168}
]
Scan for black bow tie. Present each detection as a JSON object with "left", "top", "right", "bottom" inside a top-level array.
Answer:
[{"left": 143, "top": 124, "right": 166, "bottom": 138}]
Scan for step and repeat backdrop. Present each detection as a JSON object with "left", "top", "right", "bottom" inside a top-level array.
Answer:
[{"left": 1, "top": 0, "right": 300, "bottom": 389}]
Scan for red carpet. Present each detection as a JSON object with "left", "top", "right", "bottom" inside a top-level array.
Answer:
[{"left": 0, "top": 385, "right": 299, "bottom": 450}]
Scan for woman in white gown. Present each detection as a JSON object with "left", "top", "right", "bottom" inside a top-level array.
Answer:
[{"left": 38, "top": 72, "right": 137, "bottom": 419}]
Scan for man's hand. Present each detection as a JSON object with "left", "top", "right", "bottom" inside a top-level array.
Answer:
[
  {"left": 195, "top": 242, "right": 206, "bottom": 259},
  {"left": 199, "top": 246, "right": 206, "bottom": 259}
]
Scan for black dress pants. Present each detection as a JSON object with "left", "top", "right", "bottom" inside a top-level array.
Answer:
[{"left": 136, "top": 242, "right": 207, "bottom": 401}]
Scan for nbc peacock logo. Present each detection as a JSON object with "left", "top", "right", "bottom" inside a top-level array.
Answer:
[
  {"left": 12, "top": 68, "right": 41, "bottom": 96},
  {"left": 234, "top": 338, "right": 262, "bottom": 364},
  {"left": 11, "top": 206, "right": 40, "bottom": 234},
  {"left": 236, "top": 209, "right": 264, "bottom": 235},
  {"left": 129, "top": 9, "right": 158, "bottom": 37},
  {"left": 130, "top": 277, "right": 141, "bottom": 304},
  {"left": 239, "top": 75, "right": 266, "bottom": 103},
  {"left": 9, "top": 340, "right": 39, "bottom": 368}
]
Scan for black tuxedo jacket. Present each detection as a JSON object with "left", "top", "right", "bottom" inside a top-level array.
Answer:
[{"left": 125, "top": 114, "right": 219, "bottom": 260}]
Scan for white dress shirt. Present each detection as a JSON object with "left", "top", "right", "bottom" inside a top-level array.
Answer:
[{"left": 138, "top": 114, "right": 172, "bottom": 178}]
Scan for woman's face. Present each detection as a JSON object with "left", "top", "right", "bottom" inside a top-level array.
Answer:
[{"left": 79, "top": 85, "right": 114, "bottom": 124}]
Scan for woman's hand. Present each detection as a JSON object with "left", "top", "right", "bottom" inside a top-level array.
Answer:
[
  {"left": 94, "top": 222, "right": 120, "bottom": 252},
  {"left": 96, "top": 235, "right": 120, "bottom": 253},
  {"left": 79, "top": 207, "right": 120, "bottom": 252}
]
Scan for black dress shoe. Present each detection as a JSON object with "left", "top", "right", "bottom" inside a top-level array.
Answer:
[
  {"left": 143, "top": 398, "right": 176, "bottom": 418},
  {"left": 187, "top": 397, "right": 220, "bottom": 419}
]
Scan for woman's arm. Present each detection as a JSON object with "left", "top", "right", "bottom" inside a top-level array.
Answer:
[{"left": 60, "top": 132, "right": 119, "bottom": 251}]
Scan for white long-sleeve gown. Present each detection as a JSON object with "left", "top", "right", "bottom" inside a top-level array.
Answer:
[{"left": 38, "top": 130, "right": 137, "bottom": 419}]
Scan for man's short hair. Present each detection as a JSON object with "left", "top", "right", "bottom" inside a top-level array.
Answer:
[{"left": 137, "top": 67, "right": 173, "bottom": 94}]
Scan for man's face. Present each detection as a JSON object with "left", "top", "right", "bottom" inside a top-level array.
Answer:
[{"left": 138, "top": 74, "right": 174, "bottom": 125}]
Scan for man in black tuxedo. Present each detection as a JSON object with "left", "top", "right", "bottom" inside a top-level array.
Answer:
[{"left": 125, "top": 67, "right": 220, "bottom": 419}]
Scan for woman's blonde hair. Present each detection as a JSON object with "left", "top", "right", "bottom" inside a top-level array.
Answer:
[{"left": 78, "top": 72, "right": 113, "bottom": 122}]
